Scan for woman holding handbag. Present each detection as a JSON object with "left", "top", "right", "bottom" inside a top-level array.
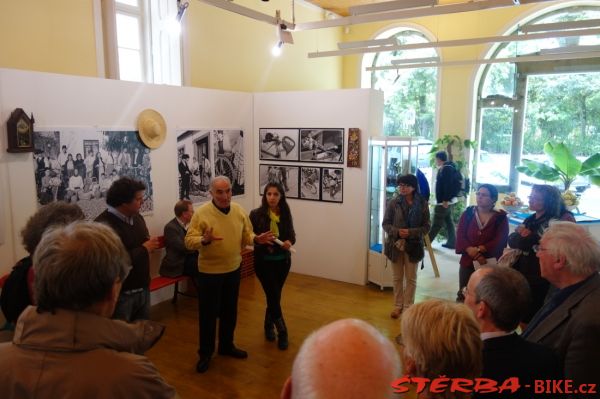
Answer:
[
  {"left": 508, "top": 184, "right": 575, "bottom": 323},
  {"left": 455, "top": 184, "right": 508, "bottom": 302},
  {"left": 250, "top": 182, "right": 296, "bottom": 350},
  {"left": 383, "top": 174, "right": 430, "bottom": 319}
]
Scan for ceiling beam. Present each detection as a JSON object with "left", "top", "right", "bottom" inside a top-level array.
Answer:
[
  {"left": 296, "top": 0, "right": 557, "bottom": 31},
  {"left": 308, "top": 27, "right": 600, "bottom": 58},
  {"left": 196, "top": 0, "right": 295, "bottom": 29}
]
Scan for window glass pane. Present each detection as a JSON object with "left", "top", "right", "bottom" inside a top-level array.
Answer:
[
  {"left": 116, "top": 13, "right": 141, "bottom": 50},
  {"left": 368, "top": 29, "right": 438, "bottom": 139},
  {"left": 116, "top": 0, "right": 139, "bottom": 6},
  {"left": 477, "top": 108, "right": 512, "bottom": 186},
  {"left": 482, "top": 63, "right": 515, "bottom": 98},
  {"left": 118, "top": 48, "right": 143, "bottom": 82}
]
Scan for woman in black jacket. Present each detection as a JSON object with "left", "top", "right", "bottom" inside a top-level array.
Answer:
[{"left": 249, "top": 182, "right": 296, "bottom": 350}]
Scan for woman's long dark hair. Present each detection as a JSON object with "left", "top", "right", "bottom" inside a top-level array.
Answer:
[
  {"left": 531, "top": 184, "right": 564, "bottom": 218},
  {"left": 260, "top": 182, "right": 293, "bottom": 226}
]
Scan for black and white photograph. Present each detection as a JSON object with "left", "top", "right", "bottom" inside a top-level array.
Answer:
[
  {"left": 299, "top": 129, "right": 344, "bottom": 163},
  {"left": 259, "top": 128, "right": 299, "bottom": 161},
  {"left": 32, "top": 129, "right": 154, "bottom": 219},
  {"left": 176, "top": 130, "right": 212, "bottom": 203},
  {"left": 300, "top": 166, "right": 321, "bottom": 201},
  {"left": 213, "top": 130, "right": 245, "bottom": 196},
  {"left": 259, "top": 164, "right": 299, "bottom": 199},
  {"left": 321, "top": 168, "right": 343, "bottom": 203}
]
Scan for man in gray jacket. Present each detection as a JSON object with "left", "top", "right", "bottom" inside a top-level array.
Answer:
[
  {"left": 0, "top": 221, "right": 176, "bottom": 399},
  {"left": 523, "top": 221, "right": 600, "bottom": 392},
  {"left": 159, "top": 199, "right": 198, "bottom": 279}
]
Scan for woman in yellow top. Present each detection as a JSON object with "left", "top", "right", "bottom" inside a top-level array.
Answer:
[{"left": 250, "top": 182, "right": 296, "bottom": 350}]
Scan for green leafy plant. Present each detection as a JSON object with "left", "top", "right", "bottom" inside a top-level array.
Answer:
[
  {"left": 516, "top": 142, "right": 600, "bottom": 191},
  {"left": 428, "top": 134, "right": 477, "bottom": 175}
]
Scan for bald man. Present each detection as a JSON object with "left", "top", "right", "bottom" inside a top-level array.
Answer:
[{"left": 281, "top": 319, "right": 400, "bottom": 399}]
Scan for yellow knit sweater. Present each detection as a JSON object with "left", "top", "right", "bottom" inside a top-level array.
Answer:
[{"left": 184, "top": 201, "right": 255, "bottom": 274}]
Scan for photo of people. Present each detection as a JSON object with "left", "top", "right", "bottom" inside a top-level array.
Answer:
[
  {"left": 299, "top": 129, "right": 344, "bottom": 163},
  {"left": 259, "top": 129, "right": 299, "bottom": 161},
  {"left": 176, "top": 130, "right": 212, "bottom": 203},
  {"left": 321, "top": 168, "right": 343, "bottom": 203},
  {"left": 32, "top": 129, "right": 154, "bottom": 219},
  {"left": 259, "top": 164, "right": 299, "bottom": 199}
]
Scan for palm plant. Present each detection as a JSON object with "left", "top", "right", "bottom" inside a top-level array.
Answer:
[{"left": 516, "top": 142, "right": 600, "bottom": 191}]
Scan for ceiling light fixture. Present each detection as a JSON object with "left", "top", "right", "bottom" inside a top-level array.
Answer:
[
  {"left": 309, "top": 27, "right": 600, "bottom": 58},
  {"left": 366, "top": 50, "right": 600, "bottom": 71},
  {"left": 176, "top": 0, "right": 190, "bottom": 22},
  {"left": 349, "top": 0, "right": 437, "bottom": 16},
  {"left": 519, "top": 18, "right": 600, "bottom": 33},
  {"left": 272, "top": 10, "right": 294, "bottom": 57}
]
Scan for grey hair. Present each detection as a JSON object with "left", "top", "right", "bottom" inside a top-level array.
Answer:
[
  {"left": 474, "top": 266, "right": 531, "bottom": 331},
  {"left": 33, "top": 221, "right": 131, "bottom": 313},
  {"left": 209, "top": 175, "right": 231, "bottom": 192},
  {"left": 291, "top": 318, "right": 400, "bottom": 399},
  {"left": 543, "top": 221, "right": 600, "bottom": 276}
]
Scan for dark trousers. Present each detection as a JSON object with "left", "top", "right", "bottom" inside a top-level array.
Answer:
[
  {"left": 457, "top": 264, "right": 475, "bottom": 301},
  {"left": 197, "top": 267, "right": 241, "bottom": 357},
  {"left": 428, "top": 204, "right": 456, "bottom": 246},
  {"left": 180, "top": 175, "right": 190, "bottom": 199},
  {"left": 255, "top": 257, "right": 291, "bottom": 320}
]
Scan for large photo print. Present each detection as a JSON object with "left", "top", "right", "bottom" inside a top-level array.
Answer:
[{"left": 32, "top": 129, "right": 153, "bottom": 219}]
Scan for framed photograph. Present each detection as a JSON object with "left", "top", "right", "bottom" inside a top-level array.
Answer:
[
  {"left": 299, "top": 129, "right": 344, "bottom": 164},
  {"left": 259, "top": 164, "right": 300, "bottom": 199},
  {"left": 259, "top": 129, "right": 299, "bottom": 161},
  {"left": 321, "top": 168, "right": 343, "bottom": 203},
  {"left": 212, "top": 130, "right": 245, "bottom": 196},
  {"left": 299, "top": 166, "right": 321, "bottom": 201},
  {"left": 176, "top": 130, "right": 212, "bottom": 203}
]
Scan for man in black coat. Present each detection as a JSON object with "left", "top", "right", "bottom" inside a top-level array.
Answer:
[
  {"left": 179, "top": 154, "right": 192, "bottom": 200},
  {"left": 464, "top": 266, "right": 562, "bottom": 399},
  {"left": 428, "top": 151, "right": 459, "bottom": 248},
  {"left": 159, "top": 200, "right": 198, "bottom": 280}
]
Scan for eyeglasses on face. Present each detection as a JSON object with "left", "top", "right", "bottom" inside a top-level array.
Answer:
[
  {"left": 476, "top": 192, "right": 490, "bottom": 197},
  {"left": 532, "top": 244, "right": 548, "bottom": 253},
  {"left": 398, "top": 183, "right": 413, "bottom": 188}
]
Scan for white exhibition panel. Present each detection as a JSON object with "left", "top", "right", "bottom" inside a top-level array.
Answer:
[
  {"left": 0, "top": 69, "right": 384, "bottom": 287},
  {"left": 0, "top": 68, "right": 253, "bottom": 273},
  {"left": 253, "top": 89, "right": 384, "bottom": 285}
]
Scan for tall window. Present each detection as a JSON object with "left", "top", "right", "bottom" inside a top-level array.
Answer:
[
  {"left": 102, "top": 0, "right": 182, "bottom": 85},
  {"left": 362, "top": 27, "right": 438, "bottom": 139},
  {"left": 475, "top": 5, "right": 600, "bottom": 215}
]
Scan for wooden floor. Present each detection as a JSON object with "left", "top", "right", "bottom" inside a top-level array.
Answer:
[{"left": 147, "top": 246, "right": 460, "bottom": 399}]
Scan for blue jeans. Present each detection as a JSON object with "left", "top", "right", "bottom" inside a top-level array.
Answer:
[{"left": 113, "top": 288, "right": 150, "bottom": 322}]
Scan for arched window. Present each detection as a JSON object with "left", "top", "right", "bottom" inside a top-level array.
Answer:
[
  {"left": 362, "top": 27, "right": 439, "bottom": 139},
  {"left": 475, "top": 5, "right": 600, "bottom": 215}
]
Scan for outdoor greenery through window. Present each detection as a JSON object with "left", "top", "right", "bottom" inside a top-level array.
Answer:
[
  {"left": 476, "top": 6, "right": 600, "bottom": 216},
  {"left": 362, "top": 28, "right": 438, "bottom": 140}
]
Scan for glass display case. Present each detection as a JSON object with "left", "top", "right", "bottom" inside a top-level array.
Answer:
[{"left": 367, "top": 136, "right": 432, "bottom": 289}]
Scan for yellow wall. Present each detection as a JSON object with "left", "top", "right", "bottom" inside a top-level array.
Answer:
[
  {"left": 0, "top": 0, "right": 98, "bottom": 77},
  {"left": 187, "top": 0, "right": 343, "bottom": 91},
  {"left": 0, "top": 0, "right": 343, "bottom": 92},
  {"left": 340, "top": 4, "right": 549, "bottom": 139}
]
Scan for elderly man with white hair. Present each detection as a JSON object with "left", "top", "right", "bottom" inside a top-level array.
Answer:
[
  {"left": 0, "top": 221, "right": 176, "bottom": 399},
  {"left": 280, "top": 318, "right": 400, "bottom": 399},
  {"left": 523, "top": 221, "right": 600, "bottom": 388}
]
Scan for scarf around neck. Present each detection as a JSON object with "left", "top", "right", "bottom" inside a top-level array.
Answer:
[{"left": 268, "top": 209, "right": 280, "bottom": 238}]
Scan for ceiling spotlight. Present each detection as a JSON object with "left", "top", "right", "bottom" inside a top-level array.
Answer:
[
  {"left": 176, "top": 0, "right": 189, "bottom": 22},
  {"left": 272, "top": 41, "right": 283, "bottom": 57}
]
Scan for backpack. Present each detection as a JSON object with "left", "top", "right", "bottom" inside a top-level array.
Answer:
[
  {"left": 0, "top": 257, "right": 33, "bottom": 324},
  {"left": 447, "top": 164, "right": 469, "bottom": 198}
]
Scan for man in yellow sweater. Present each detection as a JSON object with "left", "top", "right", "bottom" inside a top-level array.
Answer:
[{"left": 185, "top": 176, "right": 274, "bottom": 373}]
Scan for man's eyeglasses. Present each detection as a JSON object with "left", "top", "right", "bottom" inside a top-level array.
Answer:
[
  {"left": 532, "top": 244, "right": 547, "bottom": 253},
  {"left": 398, "top": 184, "right": 412, "bottom": 188}
]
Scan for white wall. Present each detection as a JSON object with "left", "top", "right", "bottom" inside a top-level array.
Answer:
[
  {"left": 0, "top": 69, "right": 384, "bottom": 287},
  {"left": 0, "top": 68, "right": 253, "bottom": 275},
  {"left": 253, "top": 90, "right": 384, "bottom": 285}
]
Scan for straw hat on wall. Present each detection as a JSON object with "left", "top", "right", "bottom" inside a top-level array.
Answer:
[{"left": 137, "top": 109, "right": 166, "bottom": 149}]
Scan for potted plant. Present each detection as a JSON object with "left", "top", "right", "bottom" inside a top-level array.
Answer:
[{"left": 516, "top": 142, "right": 600, "bottom": 192}]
